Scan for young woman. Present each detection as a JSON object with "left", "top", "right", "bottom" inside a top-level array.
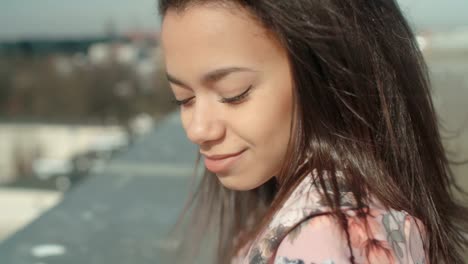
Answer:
[{"left": 159, "top": 0, "right": 468, "bottom": 263}]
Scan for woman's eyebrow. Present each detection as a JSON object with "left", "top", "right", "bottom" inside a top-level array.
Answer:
[
  {"left": 166, "top": 66, "right": 256, "bottom": 89},
  {"left": 201, "top": 67, "right": 256, "bottom": 84},
  {"left": 166, "top": 73, "right": 190, "bottom": 89}
]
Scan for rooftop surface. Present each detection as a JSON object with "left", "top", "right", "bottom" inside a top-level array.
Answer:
[{"left": 0, "top": 112, "right": 199, "bottom": 264}]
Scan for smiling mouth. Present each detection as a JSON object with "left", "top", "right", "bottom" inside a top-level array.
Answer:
[{"left": 203, "top": 149, "right": 246, "bottom": 173}]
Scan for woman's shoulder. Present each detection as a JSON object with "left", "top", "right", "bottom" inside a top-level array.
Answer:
[
  {"left": 241, "top": 172, "right": 429, "bottom": 263},
  {"left": 274, "top": 203, "right": 428, "bottom": 264}
]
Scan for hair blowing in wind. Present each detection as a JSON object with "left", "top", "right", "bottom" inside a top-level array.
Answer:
[{"left": 159, "top": 0, "right": 468, "bottom": 263}]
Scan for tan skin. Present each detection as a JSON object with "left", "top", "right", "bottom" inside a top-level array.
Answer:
[{"left": 161, "top": 5, "right": 294, "bottom": 191}]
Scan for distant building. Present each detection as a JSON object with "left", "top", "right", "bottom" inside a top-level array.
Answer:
[
  {"left": 0, "top": 37, "right": 115, "bottom": 56},
  {"left": 0, "top": 123, "right": 128, "bottom": 184}
]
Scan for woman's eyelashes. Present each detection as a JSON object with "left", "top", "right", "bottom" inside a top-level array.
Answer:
[
  {"left": 172, "top": 85, "right": 253, "bottom": 107},
  {"left": 219, "top": 85, "right": 252, "bottom": 104},
  {"left": 172, "top": 96, "right": 194, "bottom": 107}
]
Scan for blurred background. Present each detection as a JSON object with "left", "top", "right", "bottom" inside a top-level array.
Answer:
[{"left": 0, "top": 0, "right": 467, "bottom": 263}]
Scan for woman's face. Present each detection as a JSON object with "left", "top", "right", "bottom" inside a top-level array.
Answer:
[{"left": 161, "top": 5, "right": 294, "bottom": 191}]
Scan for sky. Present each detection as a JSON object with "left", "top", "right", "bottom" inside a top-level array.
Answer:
[
  {"left": 0, "top": 0, "right": 161, "bottom": 40},
  {"left": 1, "top": 0, "right": 468, "bottom": 40}
]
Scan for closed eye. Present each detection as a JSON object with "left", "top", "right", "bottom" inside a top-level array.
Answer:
[
  {"left": 172, "top": 96, "right": 195, "bottom": 106},
  {"left": 171, "top": 85, "right": 253, "bottom": 107},
  {"left": 220, "top": 85, "right": 252, "bottom": 104}
]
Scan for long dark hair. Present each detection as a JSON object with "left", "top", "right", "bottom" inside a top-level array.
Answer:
[{"left": 159, "top": 0, "right": 468, "bottom": 263}]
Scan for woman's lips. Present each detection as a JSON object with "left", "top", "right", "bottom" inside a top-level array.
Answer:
[{"left": 203, "top": 149, "right": 246, "bottom": 173}]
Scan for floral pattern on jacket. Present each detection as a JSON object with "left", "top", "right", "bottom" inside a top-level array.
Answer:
[{"left": 235, "top": 170, "right": 428, "bottom": 264}]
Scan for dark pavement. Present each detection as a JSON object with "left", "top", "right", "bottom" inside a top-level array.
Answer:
[{"left": 0, "top": 112, "right": 200, "bottom": 264}]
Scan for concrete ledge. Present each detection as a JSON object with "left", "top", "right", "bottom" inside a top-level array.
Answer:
[
  {"left": 0, "top": 188, "right": 62, "bottom": 242},
  {"left": 0, "top": 112, "right": 199, "bottom": 264}
]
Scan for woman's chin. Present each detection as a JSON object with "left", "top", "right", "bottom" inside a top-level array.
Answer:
[{"left": 216, "top": 172, "right": 272, "bottom": 191}]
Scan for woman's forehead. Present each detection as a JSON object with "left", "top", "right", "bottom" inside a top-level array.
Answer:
[
  {"left": 161, "top": 5, "right": 287, "bottom": 82},
  {"left": 161, "top": 5, "right": 268, "bottom": 49}
]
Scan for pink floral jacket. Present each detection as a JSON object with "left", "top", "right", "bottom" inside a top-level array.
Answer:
[{"left": 234, "top": 171, "right": 428, "bottom": 264}]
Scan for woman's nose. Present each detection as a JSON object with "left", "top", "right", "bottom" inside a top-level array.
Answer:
[{"left": 185, "top": 103, "right": 224, "bottom": 146}]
